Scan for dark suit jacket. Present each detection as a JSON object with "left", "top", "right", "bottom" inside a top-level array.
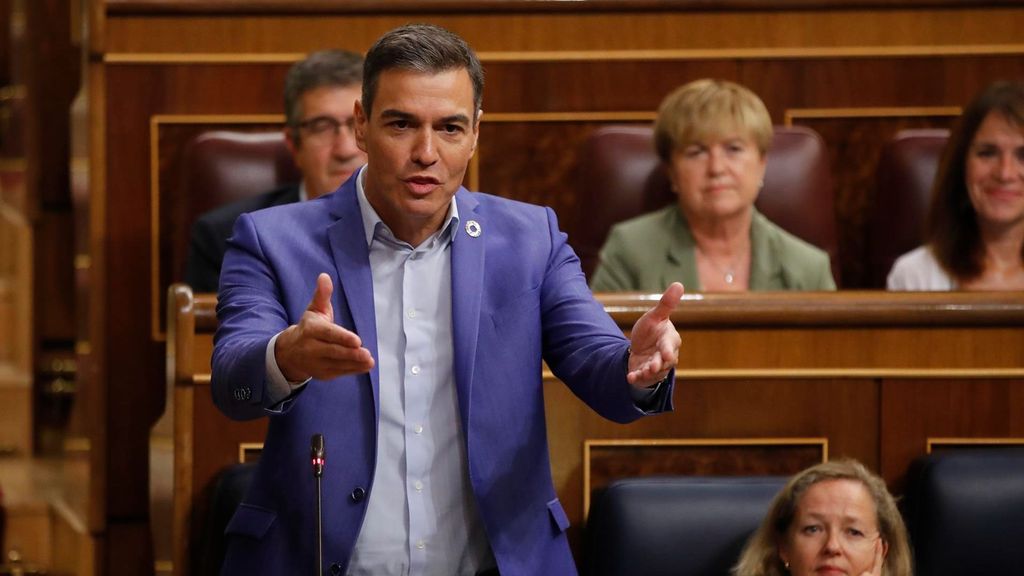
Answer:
[
  {"left": 211, "top": 177, "right": 674, "bottom": 575},
  {"left": 184, "top": 184, "right": 300, "bottom": 292}
]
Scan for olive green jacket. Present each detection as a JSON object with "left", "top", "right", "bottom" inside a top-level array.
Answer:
[{"left": 589, "top": 206, "right": 836, "bottom": 292}]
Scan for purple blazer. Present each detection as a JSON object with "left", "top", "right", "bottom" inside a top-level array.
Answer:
[{"left": 211, "top": 177, "right": 673, "bottom": 575}]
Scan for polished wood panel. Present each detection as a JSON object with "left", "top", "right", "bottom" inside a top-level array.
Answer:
[
  {"left": 582, "top": 438, "right": 827, "bottom": 518},
  {"left": 104, "top": 0, "right": 1024, "bottom": 15},
  {"left": 167, "top": 289, "right": 1024, "bottom": 567},
  {"left": 167, "top": 285, "right": 267, "bottom": 576},
  {"left": 102, "top": 8, "right": 1024, "bottom": 54}
]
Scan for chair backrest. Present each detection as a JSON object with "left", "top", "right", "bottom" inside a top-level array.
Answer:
[
  {"left": 586, "top": 476, "right": 786, "bottom": 576},
  {"left": 575, "top": 125, "right": 839, "bottom": 284},
  {"left": 867, "top": 129, "right": 949, "bottom": 288},
  {"left": 902, "top": 448, "right": 1024, "bottom": 576},
  {"left": 195, "top": 462, "right": 258, "bottom": 576},
  {"left": 172, "top": 130, "right": 300, "bottom": 280}
]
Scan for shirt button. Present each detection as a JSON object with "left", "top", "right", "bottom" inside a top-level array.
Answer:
[
  {"left": 411, "top": 365, "right": 421, "bottom": 375},
  {"left": 414, "top": 425, "right": 423, "bottom": 435},
  {"left": 350, "top": 487, "right": 366, "bottom": 502},
  {"left": 416, "top": 540, "right": 425, "bottom": 550},
  {"left": 407, "top": 308, "right": 417, "bottom": 319},
  {"left": 414, "top": 480, "right": 423, "bottom": 492}
]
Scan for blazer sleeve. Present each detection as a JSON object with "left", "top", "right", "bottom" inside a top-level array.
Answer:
[
  {"left": 210, "top": 212, "right": 296, "bottom": 421},
  {"left": 539, "top": 208, "right": 673, "bottom": 423}
]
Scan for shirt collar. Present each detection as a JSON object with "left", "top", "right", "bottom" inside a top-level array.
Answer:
[{"left": 354, "top": 165, "right": 460, "bottom": 249}]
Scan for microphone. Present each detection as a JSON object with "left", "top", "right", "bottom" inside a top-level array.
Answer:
[
  {"left": 311, "top": 433, "right": 325, "bottom": 576},
  {"left": 311, "top": 433, "right": 325, "bottom": 478}
]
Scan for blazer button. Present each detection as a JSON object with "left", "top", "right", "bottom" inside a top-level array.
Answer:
[
  {"left": 350, "top": 487, "right": 366, "bottom": 502},
  {"left": 329, "top": 563, "right": 343, "bottom": 575}
]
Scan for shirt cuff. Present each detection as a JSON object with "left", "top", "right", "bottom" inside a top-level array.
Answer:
[
  {"left": 265, "top": 331, "right": 310, "bottom": 408},
  {"left": 629, "top": 377, "right": 664, "bottom": 403}
]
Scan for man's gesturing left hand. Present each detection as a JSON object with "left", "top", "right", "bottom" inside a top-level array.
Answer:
[{"left": 626, "top": 282, "right": 684, "bottom": 388}]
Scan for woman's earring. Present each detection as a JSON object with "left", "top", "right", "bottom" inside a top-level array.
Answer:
[{"left": 784, "top": 561, "right": 790, "bottom": 570}]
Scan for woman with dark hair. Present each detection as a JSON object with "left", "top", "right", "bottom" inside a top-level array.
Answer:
[{"left": 888, "top": 81, "right": 1024, "bottom": 290}]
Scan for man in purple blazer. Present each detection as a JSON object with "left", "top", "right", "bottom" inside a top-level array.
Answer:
[{"left": 212, "top": 24, "right": 684, "bottom": 576}]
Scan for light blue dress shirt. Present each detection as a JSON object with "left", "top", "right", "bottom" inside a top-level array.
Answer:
[{"left": 265, "top": 167, "right": 494, "bottom": 575}]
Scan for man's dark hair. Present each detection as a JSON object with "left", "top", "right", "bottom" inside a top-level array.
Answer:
[
  {"left": 362, "top": 24, "right": 484, "bottom": 120},
  {"left": 284, "top": 49, "right": 364, "bottom": 128}
]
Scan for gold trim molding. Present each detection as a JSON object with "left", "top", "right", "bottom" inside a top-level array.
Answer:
[
  {"left": 105, "top": 44, "right": 1024, "bottom": 65},
  {"left": 926, "top": 437, "right": 1024, "bottom": 453},
  {"left": 238, "top": 442, "right": 264, "bottom": 463},
  {"left": 785, "top": 106, "right": 961, "bottom": 126},
  {"left": 582, "top": 437, "right": 828, "bottom": 519}
]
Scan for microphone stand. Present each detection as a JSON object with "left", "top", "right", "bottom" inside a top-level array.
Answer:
[{"left": 311, "top": 434, "right": 325, "bottom": 576}]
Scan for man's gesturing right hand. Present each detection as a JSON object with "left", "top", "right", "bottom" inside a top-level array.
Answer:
[{"left": 275, "top": 273, "right": 375, "bottom": 382}]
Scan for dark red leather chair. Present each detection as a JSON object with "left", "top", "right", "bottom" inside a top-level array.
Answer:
[
  {"left": 574, "top": 125, "right": 839, "bottom": 285},
  {"left": 172, "top": 130, "right": 301, "bottom": 282},
  {"left": 867, "top": 129, "right": 949, "bottom": 288}
]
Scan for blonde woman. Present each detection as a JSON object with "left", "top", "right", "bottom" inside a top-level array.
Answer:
[
  {"left": 734, "top": 460, "right": 913, "bottom": 576},
  {"left": 591, "top": 79, "right": 835, "bottom": 292}
]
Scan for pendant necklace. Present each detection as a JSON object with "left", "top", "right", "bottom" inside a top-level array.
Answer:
[{"left": 697, "top": 246, "right": 742, "bottom": 284}]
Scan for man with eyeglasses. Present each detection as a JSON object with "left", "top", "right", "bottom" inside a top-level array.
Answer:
[{"left": 185, "top": 49, "right": 366, "bottom": 292}]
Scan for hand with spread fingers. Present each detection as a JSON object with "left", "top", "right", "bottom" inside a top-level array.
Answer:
[
  {"left": 626, "top": 282, "right": 684, "bottom": 388},
  {"left": 274, "top": 273, "right": 375, "bottom": 382}
]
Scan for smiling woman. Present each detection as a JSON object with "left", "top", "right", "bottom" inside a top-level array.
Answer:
[
  {"left": 733, "top": 460, "right": 913, "bottom": 576},
  {"left": 887, "top": 81, "right": 1024, "bottom": 291}
]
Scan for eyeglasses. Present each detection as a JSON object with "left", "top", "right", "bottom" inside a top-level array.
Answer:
[{"left": 294, "top": 116, "right": 356, "bottom": 144}]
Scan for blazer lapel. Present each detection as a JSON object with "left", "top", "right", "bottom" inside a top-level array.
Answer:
[
  {"left": 665, "top": 208, "right": 701, "bottom": 291},
  {"left": 450, "top": 188, "right": 483, "bottom": 424},
  {"left": 748, "top": 210, "right": 786, "bottom": 290},
  {"left": 325, "top": 179, "right": 380, "bottom": 410}
]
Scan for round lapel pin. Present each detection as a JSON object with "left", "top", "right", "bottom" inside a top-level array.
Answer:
[{"left": 465, "top": 220, "right": 482, "bottom": 238}]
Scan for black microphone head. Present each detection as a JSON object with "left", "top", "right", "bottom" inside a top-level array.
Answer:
[{"left": 311, "top": 433, "right": 325, "bottom": 477}]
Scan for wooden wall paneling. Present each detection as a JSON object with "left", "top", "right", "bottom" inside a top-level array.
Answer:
[
  {"left": 100, "top": 60, "right": 288, "bottom": 543},
  {"left": 167, "top": 285, "right": 267, "bottom": 576},
  {"left": 880, "top": 377, "right": 1024, "bottom": 493},
  {"left": 101, "top": 8, "right": 1024, "bottom": 54},
  {"left": 582, "top": 438, "right": 828, "bottom": 518},
  {"left": 154, "top": 117, "right": 283, "bottom": 338},
  {"left": 167, "top": 290, "right": 1023, "bottom": 568},
  {"left": 790, "top": 113, "right": 960, "bottom": 287},
  {"left": 546, "top": 373, "right": 879, "bottom": 557}
]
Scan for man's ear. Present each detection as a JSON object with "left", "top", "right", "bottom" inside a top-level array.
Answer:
[
  {"left": 283, "top": 125, "right": 299, "bottom": 156},
  {"left": 354, "top": 99, "right": 368, "bottom": 153},
  {"left": 469, "top": 109, "right": 483, "bottom": 154}
]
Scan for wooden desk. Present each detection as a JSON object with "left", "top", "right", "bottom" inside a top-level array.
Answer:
[{"left": 167, "top": 286, "right": 1024, "bottom": 572}]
